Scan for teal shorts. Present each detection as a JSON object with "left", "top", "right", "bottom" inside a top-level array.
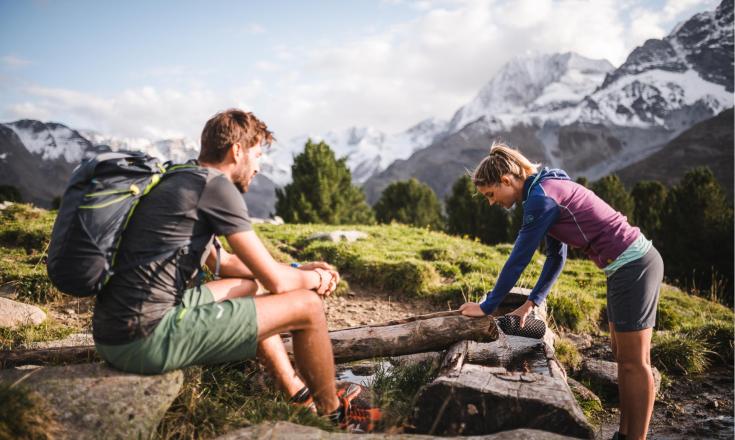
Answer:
[{"left": 96, "top": 285, "right": 259, "bottom": 374}]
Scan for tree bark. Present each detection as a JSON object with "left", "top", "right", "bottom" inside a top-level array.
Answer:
[
  {"left": 0, "top": 346, "right": 98, "bottom": 367},
  {"left": 284, "top": 310, "right": 499, "bottom": 363}
]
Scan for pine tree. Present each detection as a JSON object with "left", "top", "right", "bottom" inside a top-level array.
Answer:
[
  {"left": 631, "top": 180, "right": 667, "bottom": 243},
  {"left": 374, "top": 178, "right": 444, "bottom": 229},
  {"left": 445, "top": 175, "right": 511, "bottom": 244},
  {"left": 275, "top": 139, "right": 375, "bottom": 224},
  {"left": 591, "top": 174, "right": 635, "bottom": 220},
  {"left": 661, "top": 167, "right": 733, "bottom": 304}
]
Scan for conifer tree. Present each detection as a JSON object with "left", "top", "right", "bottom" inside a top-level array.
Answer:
[
  {"left": 275, "top": 139, "right": 375, "bottom": 224},
  {"left": 591, "top": 174, "right": 635, "bottom": 220},
  {"left": 445, "top": 175, "right": 511, "bottom": 244},
  {"left": 661, "top": 167, "right": 733, "bottom": 304},
  {"left": 631, "top": 180, "right": 667, "bottom": 243},
  {"left": 374, "top": 178, "right": 444, "bottom": 229}
]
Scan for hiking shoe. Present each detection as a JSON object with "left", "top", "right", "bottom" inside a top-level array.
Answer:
[
  {"left": 336, "top": 382, "right": 382, "bottom": 433},
  {"left": 288, "top": 386, "right": 317, "bottom": 413}
]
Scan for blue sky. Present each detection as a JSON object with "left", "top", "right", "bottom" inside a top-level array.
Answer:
[{"left": 0, "top": 0, "right": 720, "bottom": 141}]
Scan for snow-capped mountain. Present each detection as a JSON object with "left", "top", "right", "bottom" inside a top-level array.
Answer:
[
  {"left": 447, "top": 52, "right": 615, "bottom": 133},
  {"left": 264, "top": 117, "right": 448, "bottom": 186},
  {"left": 81, "top": 130, "right": 200, "bottom": 164},
  {"left": 5, "top": 120, "right": 94, "bottom": 163},
  {"left": 364, "top": 0, "right": 733, "bottom": 204}
]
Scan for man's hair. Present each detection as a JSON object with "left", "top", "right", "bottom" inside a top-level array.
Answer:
[
  {"left": 471, "top": 142, "right": 540, "bottom": 187},
  {"left": 199, "top": 109, "right": 274, "bottom": 163}
]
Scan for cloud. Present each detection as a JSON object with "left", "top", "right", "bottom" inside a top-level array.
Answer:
[
  {"left": 1, "top": 55, "right": 31, "bottom": 68},
  {"left": 244, "top": 23, "right": 266, "bottom": 34}
]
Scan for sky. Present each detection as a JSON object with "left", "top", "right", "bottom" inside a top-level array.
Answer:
[{"left": 0, "top": 0, "right": 721, "bottom": 143}]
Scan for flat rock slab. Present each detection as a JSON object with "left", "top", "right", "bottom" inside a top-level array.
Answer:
[
  {"left": 23, "top": 332, "right": 94, "bottom": 350},
  {"left": 308, "top": 231, "right": 369, "bottom": 242},
  {"left": 0, "top": 297, "right": 46, "bottom": 329},
  {"left": 578, "top": 358, "right": 661, "bottom": 402},
  {"left": 0, "top": 362, "right": 183, "bottom": 440},
  {"left": 217, "top": 421, "right": 579, "bottom": 439}
]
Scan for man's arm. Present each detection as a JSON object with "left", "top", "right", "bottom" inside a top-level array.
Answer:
[
  {"left": 204, "top": 242, "right": 256, "bottom": 279},
  {"left": 226, "top": 230, "right": 332, "bottom": 294}
]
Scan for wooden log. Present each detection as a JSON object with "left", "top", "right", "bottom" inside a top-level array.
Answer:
[
  {"left": 3, "top": 311, "right": 498, "bottom": 367},
  {"left": 284, "top": 311, "right": 499, "bottom": 363},
  {"left": 411, "top": 331, "right": 594, "bottom": 438},
  {"left": 0, "top": 345, "right": 99, "bottom": 368}
]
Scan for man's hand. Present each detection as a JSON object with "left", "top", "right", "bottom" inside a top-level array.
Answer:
[
  {"left": 508, "top": 300, "right": 536, "bottom": 328},
  {"left": 459, "top": 302, "right": 487, "bottom": 317},
  {"left": 312, "top": 268, "right": 340, "bottom": 296},
  {"left": 298, "top": 261, "right": 341, "bottom": 295}
]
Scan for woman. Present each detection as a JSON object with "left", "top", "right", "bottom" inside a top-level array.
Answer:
[{"left": 459, "top": 144, "right": 664, "bottom": 440}]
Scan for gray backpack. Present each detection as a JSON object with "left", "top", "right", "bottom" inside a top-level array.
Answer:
[{"left": 47, "top": 152, "right": 206, "bottom": 297}]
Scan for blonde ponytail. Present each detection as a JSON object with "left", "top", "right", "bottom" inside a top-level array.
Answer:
[{"left": 471, "top": 142, "right": 540, "bottom": 187}]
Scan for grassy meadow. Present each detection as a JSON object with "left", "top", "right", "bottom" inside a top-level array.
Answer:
[{"left": 0, "top": 204, "right": 733, "bottom": 437}]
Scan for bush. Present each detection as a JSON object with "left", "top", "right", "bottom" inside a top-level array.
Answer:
[
  {"left": 554, "top": 337, "right": 582, "bottom": 371},
  {"left": 370, "top": 359, "right": 438, "bottom": 429},
  {"left": 547, "top": 291, "right": 601, "bottom": 333},
  {"left": 375, "top": 179, "right": 444, "bottom": 230},
  {"left": 652, "top": 332, "right": 712, "bottom": 374}
]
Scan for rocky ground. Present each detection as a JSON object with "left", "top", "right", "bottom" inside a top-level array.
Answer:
[{"left": 8, "top": 286, "right": 735, "bottom": 440}]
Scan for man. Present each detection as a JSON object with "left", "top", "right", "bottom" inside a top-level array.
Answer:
[{"left": 92, "top": 109, "right": 379, "bottom": 431}]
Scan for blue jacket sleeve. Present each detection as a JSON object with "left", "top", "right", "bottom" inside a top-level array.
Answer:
[
  {"left": 479, "top": 196, "right": 560, "bottom": 315},
  {"left": 527, "top": 236, "right": 567, "bottom": 306}
]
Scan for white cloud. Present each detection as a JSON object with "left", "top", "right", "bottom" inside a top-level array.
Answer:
[
  {"left": 3, "top": 0, "right": 721, "bottom": 141},
  {"left": 244, "top": 23, "right": 266, "bottom": 34},
  {"left": 1, "top": 55, "right": 31, "bottom": 68}
]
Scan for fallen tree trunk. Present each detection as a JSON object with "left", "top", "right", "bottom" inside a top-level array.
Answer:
[
  {"left": 284, "top": 311, "right": 499, "bottom": 363},
  {"left": 0, "top": 346, "right": 98, "bottom": 367},
  {"left": 412, "top": 333, "right": 594, "bottom": 438},
  {"left": 3, "top": 311, "right": 499, "bottom": 367}
]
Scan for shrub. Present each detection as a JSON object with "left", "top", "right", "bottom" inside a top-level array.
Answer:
[
  {"left": 554, "top": 337, "right": 582, "bottom": 371},
  {"left": 652, "top": 332, "right": 712, "bottom": 374}
]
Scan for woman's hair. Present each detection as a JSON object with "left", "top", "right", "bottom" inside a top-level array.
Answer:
[{"left": 471, "top": 142, "right": 540, "bottom": 187}]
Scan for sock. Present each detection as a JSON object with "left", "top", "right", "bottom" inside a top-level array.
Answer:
[{"left": 288, "top": 386, "right": 311, "bottom": 404}]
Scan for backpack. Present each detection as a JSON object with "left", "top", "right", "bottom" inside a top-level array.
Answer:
[{"left": 47, "top": 152, "right": 207, "bottom": 297}]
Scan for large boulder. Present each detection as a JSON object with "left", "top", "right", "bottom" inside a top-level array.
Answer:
[
  {"left": 577, "top": 358, "right": 662, "bottom": 402},
  {"left": 0, "top": 362, "right": 183, "bottom": 440},
  {"left": 0, "top": 297, "right": 46, "bottom": 329},
  {"left": 216, "top": 420, "right": 579, "bottom": 439}
]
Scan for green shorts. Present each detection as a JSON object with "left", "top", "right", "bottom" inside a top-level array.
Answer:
[{"left": 95, "top": 285, "right": 259, "bottom": 375}]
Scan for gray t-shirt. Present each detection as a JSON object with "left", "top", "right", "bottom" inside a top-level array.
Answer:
[{"left": 93, "top": 166, "right": 252, "bottom": 345}]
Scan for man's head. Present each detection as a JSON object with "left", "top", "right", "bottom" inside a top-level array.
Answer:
[{"left": 199, "top": 109, "right": 274, "bottom": 192}]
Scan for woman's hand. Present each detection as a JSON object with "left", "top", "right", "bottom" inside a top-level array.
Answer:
[
  {"left": 459, "top": 302, "right": 487, "bottom": 317},
  {"left": 508, "top": 300, "right": 536, "bottom": 327}
]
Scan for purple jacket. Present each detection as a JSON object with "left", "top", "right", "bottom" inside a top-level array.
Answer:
[{"left": 479, "top": 168, "right": 640, "bottom": 315}]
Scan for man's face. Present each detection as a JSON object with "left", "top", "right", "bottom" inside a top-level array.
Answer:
[{"left": 233, "top": 143, "right": 262, "bottom": 193}]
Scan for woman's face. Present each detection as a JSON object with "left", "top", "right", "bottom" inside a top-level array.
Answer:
[{"left": 476, "top": 175, "right": 522, "bottom": 209}]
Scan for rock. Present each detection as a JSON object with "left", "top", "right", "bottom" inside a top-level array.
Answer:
[
  {"left": 578, "top": 358, "right": 661, "bottom": 402},
  {"left": 307, "top": 230, "right": 369, "bottom": 243},
  {"left": 0, "top": 297, "right": 46, "bottom": 329},
  {"left": 250, "top": 216, "right": 284, "bottom": 225},
  {"left": 0, "top": 283, "right": 18, "bottom": 299},
  {"left": 567, "top": 377, "right": 602, "bottom": 407},
  {"left": 216, "top": 420, "right": 579, "bottom": 439},
  {"left": 561, "top": 332, "right": 593, "bottom": 350},
  {"left": 0, "top": 362, "right": 183, "bottom": 440},
  {"left": 22, "top": 332, "right": 95, "bottom": 350}
]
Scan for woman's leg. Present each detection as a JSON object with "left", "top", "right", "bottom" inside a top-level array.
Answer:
[
  {"left": 206, "top": 278, "right": 306, "bottom": 397},
  {"left": 609, "top": 323, "right": 628, "bottom": 437},
  {"left": 614, "top": 327, "right": 654, "bottom": 440}
]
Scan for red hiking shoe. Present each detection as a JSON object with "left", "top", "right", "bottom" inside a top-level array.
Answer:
[{"left": 335, "top": 382, "right": 382, "bottom": 433}]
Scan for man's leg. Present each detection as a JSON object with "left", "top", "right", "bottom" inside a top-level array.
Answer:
[
  {"left": 615, "top": 327, "right": 654, "bottom": 440},
  {"left": 254, "top": 290, "right": 339, "bottom": 415},
  {"left": 206, "top": 278, "right": 306, "bottom": 398}
]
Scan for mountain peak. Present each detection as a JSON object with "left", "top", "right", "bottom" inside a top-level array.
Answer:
[{"left": 447, "top": 52, "right": 614, "bottom": 133}]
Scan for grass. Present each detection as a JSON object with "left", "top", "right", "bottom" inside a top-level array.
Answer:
[
  {"left": 652, "top": 331, "right": 713, "bottom": 374},
  {"left": 156, "top": 361, "right": 335, "bottom": 439},
  {"left": 0, "top": 383, "right": 60, "bottom": 440},
  {"left": 554, "top": 337, "right": 582, "bottom": 372},
  {"left": 570, "top": 386, "right": 604, "bottom": 426},
  {"left": 0, "top": 317, "right": 78, "bottom": 351},
  {"left": 369, "top": 358, "right": 438, "bottom": 430}
]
